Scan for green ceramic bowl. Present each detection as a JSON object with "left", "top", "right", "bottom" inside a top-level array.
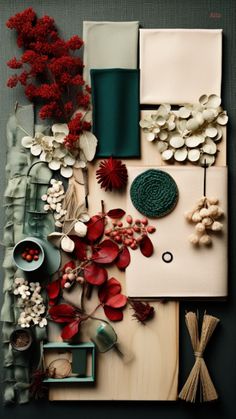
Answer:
[{"left": 13, "top": 237, "right": 45, "bottom": 272}]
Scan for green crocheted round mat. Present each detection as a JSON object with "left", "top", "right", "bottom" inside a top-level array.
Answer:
[{"left": 130, "top": 169, "right": 179, "bottom": 218}]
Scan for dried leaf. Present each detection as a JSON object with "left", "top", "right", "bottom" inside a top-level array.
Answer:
[
  {"left": 106, "top": 294, "right": 127, "bottom": 308},
  {"left": 84, "top": 262, "right": 107, "bottom": 285},
  {"left": 47, "top": 279, "right": 61, "bottom": 300},
  {"left": 92, "top": 239, "right": 119, "bottom": 264},
  {"left": 116, "top": 246, "right": 131, "bottom": 270},
  {"left": 61, "top": 235, "right": 75, "bottom": 253},
  {"left": 104, "top": 306, "right": 123, "bottom": 321},
  {"left": 61, "top": 319, "right": 81, "bottom": 340},
  {"left": 140, "top": 235, "right": 154, "bottom": 257},
  {"left": 86, "top": 215, "right": 105, "bottom": 242},
  {"left": 49, "top": 304, "right": 77, "bottom": 323},
  {"left": 106, "top": 208, "right": 126, "bottom": 219},
  {"left": 70, "top": 236, "right": 87, "bottom": 261},
  {"left": 79, "top": 131, "right": 98, "bottom": 161},
  {"left": 98, "top": 277, "right": 121, "bottom": 303}
]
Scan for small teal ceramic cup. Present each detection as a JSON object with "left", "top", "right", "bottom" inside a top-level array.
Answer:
[{"left": 13, "top": 237, "right": 45, "bottom": 272}]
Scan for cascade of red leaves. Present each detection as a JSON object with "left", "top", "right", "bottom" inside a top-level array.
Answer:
[
  {"left": 98, "top": 278, "right": 127, "bottom": 321},
  {"left": 6, "top": 8, "right": 90, "bottom": 126},
  {"left": 96, "top": 157, "right": 128, "bottom": 191}
]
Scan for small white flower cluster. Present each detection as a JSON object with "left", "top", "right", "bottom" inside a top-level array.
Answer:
[
  {"left": 185, "top": 196, "right": 224, "bottom": 246},
  {"left": 13, "top": 278, "right": 47, "bottom": 328},
  {"left": 41, "top": 179, "right": 67, "bottom": 228},
  {"left": 140, "top": 94, "right": 228, "bottom": 166}
]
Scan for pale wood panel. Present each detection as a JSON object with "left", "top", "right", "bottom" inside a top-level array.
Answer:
[{"left": 48, "top": 112, "right": 226, "bottom": 400}]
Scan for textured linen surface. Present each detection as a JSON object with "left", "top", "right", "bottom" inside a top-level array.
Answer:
[
  {"left": 91, "top": 68, "right": 140, "bottom": 158},
  {"left": 83, "top": 21, "right": 139, "bottom": 84},
  {"left": 140, "top": 29, "right": 222, "bottom": 104}
]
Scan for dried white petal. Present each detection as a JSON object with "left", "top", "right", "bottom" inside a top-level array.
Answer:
[
  {"left": 60, "top": 166, "right": 73, "bottom": 178},
  {"left": 146, "top": 132, "right": 155, "bottom": 142},
  {"left": 49, "top": 159, "right": 61, "bottom": 171},
  {"left": 217, "top": 112, "right": 228, "bottom": 125},
  {"left": 206, "top": 94, "right": 221, "bottom": 109},
  {"left": 188, "top": 149, "right": 200, "bottom": 162},
  {"left": 52, "top": 123, "right": 69, "bottom": 136},
  {"left": 22, "top": 136, "right": 33, "bottom": 148},
  {"left": 157, "top": 141, "right": 168, "bottom": 153},
  {"left": 61, "top": 235, "right": 75, "bottom": 253},
  {"left": 185, "top": 135, "right": 203, "bottom": 148},
  {"left": 205, "top": 126, "right": 218, "bottom": 138},
  {"left": 199, "top": 94, "right": 208, "bottom": 105},
  {"left": 200, "top": 154, "right": 215, "bottom": 166},
  {"left": 169, "top": 135, "right": 185, "bottom": 149},
  {"left": 162, "top": 149, "right": 173, "bottom": 161},
  {"left": 74, "top": 221, "right": 87, "bottom": 237},
  {"left": 202, "top": 138, "right": 217, "bottom": 155},
  {"left": 31, "top": 144, "right": 42, "bottom": 156},
  {"left": 174, "top": 148, "right": 187, "bottom": 162},
  {"left": 178, "top": 107, "right": 191, "bottom": 119}
]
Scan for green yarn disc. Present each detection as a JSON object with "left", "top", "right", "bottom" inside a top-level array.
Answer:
[{"left": 130, "top": 169, "right": 179, "bottom": 218}]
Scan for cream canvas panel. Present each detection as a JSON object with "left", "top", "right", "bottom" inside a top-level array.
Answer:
[
  {"left": 140, "top": 29, "right": 222, "bottom": 104},
  {"left": 83, "top": 21, "right": 139, "bottom": 85},
  {"left": 126, "top": 166, "right": 228, "bottom": 298}
]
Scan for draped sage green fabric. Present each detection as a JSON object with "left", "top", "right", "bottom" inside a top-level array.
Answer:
[
  {"left": 91, "top": 69, "right": 140, "bottom": 158},
  {"left": 1, "top": 105, "right": 51, "bottom": 404}
]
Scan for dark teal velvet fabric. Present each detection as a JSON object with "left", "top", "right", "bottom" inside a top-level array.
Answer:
[{"left": 91, "top": 69, "right": 140, "bottom": 158}]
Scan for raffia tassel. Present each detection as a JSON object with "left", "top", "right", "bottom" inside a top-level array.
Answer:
[{"left": 179, "top": 311, "right": 220, "bottom": 403}]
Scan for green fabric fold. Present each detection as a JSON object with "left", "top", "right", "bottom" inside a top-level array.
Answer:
[{"left": 91, "top": 69, "right": 140, "bottom": 158}]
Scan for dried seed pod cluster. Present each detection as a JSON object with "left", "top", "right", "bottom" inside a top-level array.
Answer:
[
  {"left": 185, "top": 196, "right": 224, "bottom": 246},
  {"left": 41, "top": 179, "right": 67, "bottom": 228},
  {"left": 62, "top": 265, "right": 84, "bottom": 289},
  {"left": 140, "top": 94, "right": 228, "bottom": 166}
]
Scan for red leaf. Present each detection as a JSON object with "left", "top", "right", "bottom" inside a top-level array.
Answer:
[
  {"left": 104, "top": 306, "right": 123, "bottom": 321},
  {"left": 106, "top": 294, "right": 127, "bottom": 308},
  {"left": 61, "top": 319, "right": 81, "bottom": 340},
  {"left": 140, "top": 235, "right": 154, "bottom": 257},
  {"left": 49, "top": 304, "right": 77, "bottom": 323},
  {"left": 116, "top": 246, "right": 131, "bottom": 270},
  {"left": 86, "top": 215, "right": 105, "bottom": 242},
  {"left": 71, "top": 236, "right": 87, "bottom": 260},
  {"left": 46, "top": 279, "right": 60, "bottom": 299},
  {"left": 106, "top": 208, "right": 126, "bottom": 219},
  {"left": 84, "top": 262, "right": 108, "bottom": 285},
  {"left": 92, "top": 239, "right": 119, "bottom": 264},
  {"left": 98, "top": 277, "right": 121, "bottom": 303}
]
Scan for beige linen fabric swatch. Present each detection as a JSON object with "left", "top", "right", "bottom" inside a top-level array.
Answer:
[
  {"left": 83, "top": 21, "right": 139, "bottom": 84},
  {"left": 140, "top": 29, "right": 222, "bottom": 104},
  {"left": 126, "top": 166, "right": 227, "bottom": 298}
]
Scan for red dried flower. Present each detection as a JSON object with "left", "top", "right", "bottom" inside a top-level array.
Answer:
[
  {"left": 7, "top": 75, "right": 18, "bottom": 88},
  {"left": 128, "top": 300, "right": 155, "bottom": 324},
  {"left": 7, "top": 57, "right": 22, "bottom": 69},
  {"left": 67, "top": 35, "right": 83, "bottom": 51},
  {"left": 6, "top": 8, "right": 90, "bottom": 122},
  {"left": 96, "top": 157, "right": 128, "bottom": 191}
]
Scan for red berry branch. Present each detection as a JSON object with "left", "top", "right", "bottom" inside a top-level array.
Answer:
[{"left": 46, "top": 203, "right": 157, "bottom": 340}]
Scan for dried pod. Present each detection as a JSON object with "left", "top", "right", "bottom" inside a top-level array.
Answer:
[
  {"left": 195, "top": 223, "right": 205, "bottom": 233},
  {"left": 199, "top": 208, "right": 209, "bottom": 218},
  {"left": 189, "top": 234, "right": 199, "bottom": 245},
  {"left": 208, "top": 197, "right": 219, "bottom": 205},
  {"left": 199, "top": 234, "right": 212, "bottom": 246},
  {"left": 202, "top": 217, "right": 213, "bottom": 227},
  {"left": 211, "top": 221, "right": 223, "bottom": 231},
  {"left": 208, "top": 205, "right": 219, "bottom": 217},
  {"left": 74, "top": 221, "right": 87, "bottom": 237}
]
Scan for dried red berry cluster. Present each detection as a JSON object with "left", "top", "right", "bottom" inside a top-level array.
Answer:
[
  {"left": 105, "top": 215, "right": 156, "bottom": 250},
  {"left": 6, "top": 8, "right": 90, "bottom": 137}
]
